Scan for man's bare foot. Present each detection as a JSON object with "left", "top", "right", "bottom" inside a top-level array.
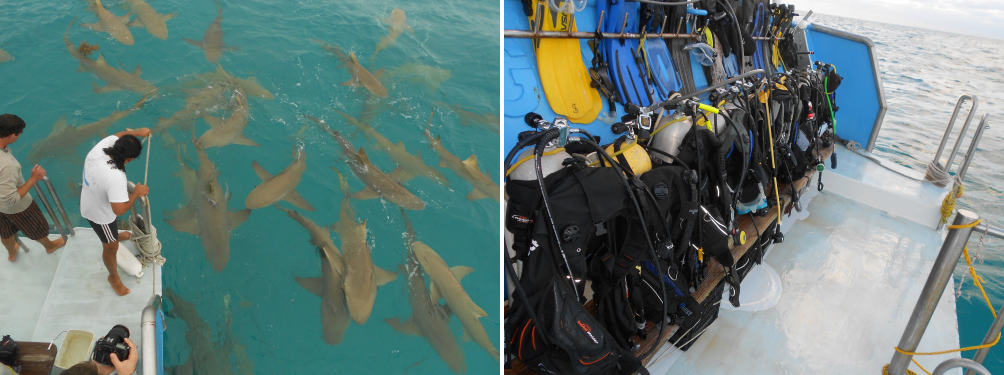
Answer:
[
  {"left": 108, "top": 275, "right": 131, "bottom": 296},
  {"left": 118, "top": 231, "right": 132, "bottom": 242},
  {"left": 45, "top": 238, "right": 66, "bottom": 254},
  {"left": 6, "top": 242, "right": 19, "bottom": 262}
]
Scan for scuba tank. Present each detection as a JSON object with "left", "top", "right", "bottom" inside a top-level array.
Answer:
[
  {"left": 648, "top": 113, "right": 694, "bottom": 164},
  {"left": 508, "top": 146, "right": 572, "bottom": 182}
]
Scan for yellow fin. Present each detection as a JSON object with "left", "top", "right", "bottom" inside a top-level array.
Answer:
[{"left": 472, "top": 302, "right": 488, "bottom": 318}]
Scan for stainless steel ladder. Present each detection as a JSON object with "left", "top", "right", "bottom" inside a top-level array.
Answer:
[
  {"left": 925, "top": 95, "right": 991, "bottom": 186},
  {"left": 889, "top": 209, "right": 1004, "bottom": 375},
  {"left": 18, "top": 175, "right": 74, "bottom": 252}
]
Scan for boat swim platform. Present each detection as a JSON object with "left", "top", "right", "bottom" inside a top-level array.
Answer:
[
  {"left": 0, "top": 228, "right": 160, "bottom": 368},
  {"left": 647, "top": 144, "right": 960, "bottom": 374}
]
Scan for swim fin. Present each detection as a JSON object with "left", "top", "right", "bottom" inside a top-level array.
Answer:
[
  {"left": 529, "top": 0, "right": 601, "bottom": 123},
  {"left": 599, "top": 0, "right": 655, "bottom": 107}
]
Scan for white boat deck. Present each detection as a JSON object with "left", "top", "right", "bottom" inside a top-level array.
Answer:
[
  {"left": 647, "top": 145, "right": 962, "bottom": 375},
  {"left": 0, "top": 228, "right": 159, "bottom": 366}
]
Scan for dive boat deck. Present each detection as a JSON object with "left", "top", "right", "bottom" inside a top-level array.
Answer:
[
  {"left": 647, "top": 144, "right": 960, "bottom": 374},
  {"left": 0, "top": 228, "right": 160, "bottom": 369}
]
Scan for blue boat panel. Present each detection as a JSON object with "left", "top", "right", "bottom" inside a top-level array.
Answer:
[
  {"left": 805, "top": 25, "right": 882, "bottom": 149},
  {"left": 504, "top": 39, "right": 542, "bottom": 118}
]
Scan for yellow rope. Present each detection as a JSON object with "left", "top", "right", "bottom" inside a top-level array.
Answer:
[
  {"left": 938, "top": 183, "right": 965, "bottom": 227},
  {"left": 650, "top": 116, "right": 688, "bottom": 137},
  {"left": 505, "top": 148, "right": 566, "bottom": 177},
  {"left": 888, "top": 218, "right": 1000, "bottom": 374},
  {"left": 762, "top": 90, "right": 782, "bottom": 226},
  {"left": 883, "top": 364, "right": 919, "bottom": 375}
]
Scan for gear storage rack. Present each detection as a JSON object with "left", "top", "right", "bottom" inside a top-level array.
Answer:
[
  {"left": 503, "top": 10, "right": 780, "bottom": 41},
  {"left": 504, "top": 144, "right": 835, "bottom": 374}
]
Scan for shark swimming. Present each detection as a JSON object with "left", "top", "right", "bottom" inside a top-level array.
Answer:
[
  {"left": 412, "top": 240, "right": 499, "bottom": 361},
  {"left": 425, "top": 114, "right": 499, "bottom": 202},
  {"left": 371, "top": 9, "right": 413, "bottom": 62},
  {"left": 124, "top": 0, "right": 174, "bottom": 40},
  {"left": 335, "top": 109, "right": 449, "bottom": 186},
  {"left": 164, "top": 137, "right": 251, "bottom": 272},
  {"left": 186, "top": 4, "right": 234, "bottom": 63},
  {"left": 386, "top": 63, "right": 452, "bottom": 92},
  {"left": 304, "top": 115, "right": 425, "bottom": 210},
  {"left": 0, "top": 48, "right": 12, "bottom": 64},
  {"left": 332, "top": 170, "right": 398, "bottom": 325},
  {"left": 275, "top": 204, "right": 351, "bottom": 345},
  {"left": 245, "top": 147, "right": 314, "bottom": 211},
  {"left": 385, "top": 210, "right": 466, "bottom": 374},
  {"left": 199, "top": 87, "right": 257, "bottom": 148},
  {"left": 27, "top": 92, "right": 151, "bottom": 165},
  {"left": 437, "top": 101, "right": 500, "bottom": 134},
  {"left": 65, "top": 20, "right": 156, "bottom": 94},
  {"left": 82, "top": 0, "right": 135, "bottom": 46},
  {"left": 312, "top": 39, "right": 388, "bottom": 98}
]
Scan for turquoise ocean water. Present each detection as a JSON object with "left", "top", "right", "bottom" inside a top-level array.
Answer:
[
  {"left": 812, "top": 14, "right": 1004, "bottom": 371},
  {"left": 0, "top": 0, "right": 500, "bottom": 373}
]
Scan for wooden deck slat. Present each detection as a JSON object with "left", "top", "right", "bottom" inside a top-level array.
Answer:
[
  {"left": 505, "top": 145, "right": 834, "bottom": 374},
  {"left": 13, "top": 342, "right": 57, "bottom": 375}
]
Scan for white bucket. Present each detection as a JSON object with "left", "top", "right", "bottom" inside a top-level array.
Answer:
[{"left": 53, "top": 330, "right": 95, "bottom": 370}]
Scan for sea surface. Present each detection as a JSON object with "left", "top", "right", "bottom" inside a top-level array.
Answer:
[
  {"left": 0, "top": 0, "right": 500, "bottom": 373},
  {"left": 811, "top": 14, "right": 1004, "bottom": 370}
]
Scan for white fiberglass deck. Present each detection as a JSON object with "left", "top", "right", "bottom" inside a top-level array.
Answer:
[
  {"left": 0, "top": 228, "right": 158, "bottom": 360},
  {"left": 647, "top": 146, "right": 961, "bottom": 375}
]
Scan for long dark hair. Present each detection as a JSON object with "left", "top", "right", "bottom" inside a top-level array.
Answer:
[{"left": 103, "top": 135, "right": 142, "bottom": 171}]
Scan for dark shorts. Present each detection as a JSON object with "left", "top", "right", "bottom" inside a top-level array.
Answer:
[
  {"left": 0, "top": 201, "right": 51, "bottom": 241},
  {"left": 87, "top": 219, "right": 119, "bottom": 244}
]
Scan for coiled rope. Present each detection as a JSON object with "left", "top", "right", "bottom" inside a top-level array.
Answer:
[
  {"left": 937, "top": 180, "right": 965, "bottom": 228},
  {"left": 131, "top": 134, "right": 164, "bottom": 266},
  {"left": 925, "top": 160, "right": 953, "bottom": 188},
  {"left": 884, "top": 218, "right": 998, "bottom": 375}
]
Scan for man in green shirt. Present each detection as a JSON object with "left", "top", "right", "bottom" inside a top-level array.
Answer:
[{"left": 0, "top": 114, "right": 66, "bottom": 261}]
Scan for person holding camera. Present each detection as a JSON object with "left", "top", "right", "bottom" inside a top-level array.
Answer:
[
  {"left": 62, "top": 325, "right": 138, "bottom": 375},
  {"left": 80, "top": 129, "right": 151, "bottom": 296},
  {"left": 0, "top": 114, "right": 67, "bottom": 262}
]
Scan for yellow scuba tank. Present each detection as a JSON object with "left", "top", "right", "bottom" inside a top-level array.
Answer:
[{"left": 601, "top": 136, "right": 652, "bottom": 175}]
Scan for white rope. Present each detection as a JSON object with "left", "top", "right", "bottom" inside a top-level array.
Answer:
[
  {"left": 133, "top": 134, "right": 164, "bottom": 267},
  {"left": 925, "top": 160, "right": 953, "bottom": 187}
]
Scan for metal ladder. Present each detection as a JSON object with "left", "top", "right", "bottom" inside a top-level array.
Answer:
[
  {"left": 18, "top": 175, "right": 74, "bottom": 251},
  {"left": 925, "top": 95, "right": 991, "bottom": 187},
  {"left": 888, "top": 210, "right": 1004, "bottom": 375}
]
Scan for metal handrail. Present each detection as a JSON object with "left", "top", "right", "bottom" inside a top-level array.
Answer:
[
  {"left": 937, "top": 358, "right": 991, "bottom": 375},
  {"left": 956, "top": 113, "right": 990, "bottom": 183},
  {"left": 926, "top": 95, "right": 985, "bottom": 189},
  {"left": 33, "top": 183, "right": 67, "bottom": 240},
  {"left": 889, "top": 209, "right": 979, "bottom": 374},
  {"left": 41, "top": 177, "right": 74, "bottom": 236},
  {"left": 890, "top": 211, "right": 1004, "bottom": 374}
]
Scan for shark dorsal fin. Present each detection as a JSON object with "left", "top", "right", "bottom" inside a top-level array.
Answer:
[
  {"left": 462, "top": 155, "right": 479, "bottom": 170},
  {"left": 357, "top": 147, "right": 371, "bottom": 163},
  {"left": 450, "top": 266, "right": 474, "bottom": 282},
  {"left": 472, "top": 302, "right": 488, "bottom": 318},
  {"left": 349, "top": 51, "right": 358, "bottom": 63},
  {"left": 396, "top": 141, "right": 405, "bottom": 149},
  {"left": 251, "top": 160, "right": 273, "bottom": 181},
  {"left": 96, "top": 54, "right": 108, "bottom": 65},
  {"left": 132, "top": 64, "right": 142, "bottom": 77},
  {"left": 54, "top": 115, "right": 69, "bottom": 132}
]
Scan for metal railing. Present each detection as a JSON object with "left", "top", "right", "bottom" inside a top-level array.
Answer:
[
  {"left": 19, "top": 176, "right": 75, "bottom": 253},
  {"left": 888, "top": 209, "right": 1004, "bottom": 375},
  {"left": 141, "top": 297, "right": 160, "bottom": 375},
  {"left": 926, "top": 95, "right": 989, "bottom": 187}
]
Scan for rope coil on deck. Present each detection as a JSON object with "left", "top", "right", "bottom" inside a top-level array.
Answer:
[{"left": 885, "top": 219, "right": 999, "bottom": 375}]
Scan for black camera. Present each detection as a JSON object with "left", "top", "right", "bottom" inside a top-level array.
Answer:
[{"left": 92, "top": 325, "right": 130, "bottom": 366}]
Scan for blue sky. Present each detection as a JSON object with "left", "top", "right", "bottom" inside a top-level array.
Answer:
[{"left": 790, "top": 0, "right": 1004, "bottom": 40}]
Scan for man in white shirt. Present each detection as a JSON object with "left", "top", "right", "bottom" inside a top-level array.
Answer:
[{"left": 80, "top": 128, "right": 150, "bottom": 296}]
